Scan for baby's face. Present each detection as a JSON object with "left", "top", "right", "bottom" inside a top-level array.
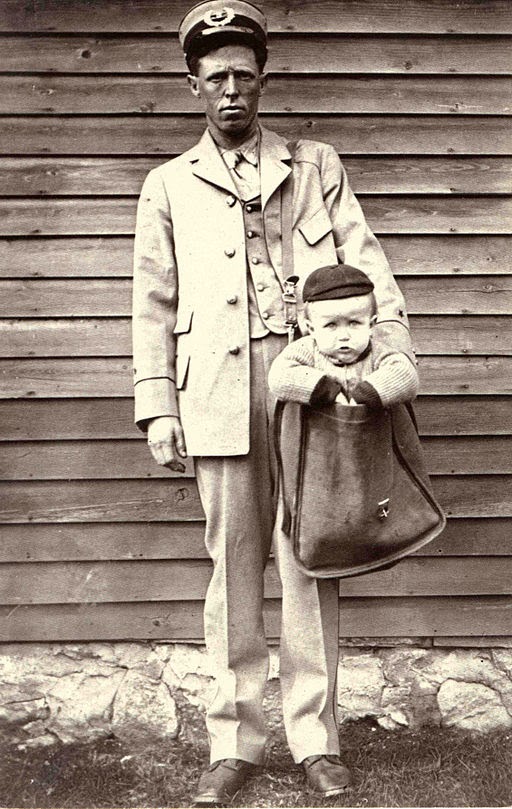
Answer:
[{"left": 305, "top": 294, "right": 375, "bottom": 364}]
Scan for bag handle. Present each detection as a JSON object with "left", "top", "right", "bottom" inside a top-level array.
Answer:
[{"left": 273, "top": 141, "right": 301, "bottom": 529}]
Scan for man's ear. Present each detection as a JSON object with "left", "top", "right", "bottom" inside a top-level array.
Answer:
[
  {"left": 370, "top": 314, "right": 378, "bottom": 327},
  {"left": 187, "top": 74, "right": 201, "bottom": 98},
  {"left": 305, "top": 318, "right": 314, "bottom": 334},
  {"left": 258, "top": 73, "right": 268, "bottom": 96}
]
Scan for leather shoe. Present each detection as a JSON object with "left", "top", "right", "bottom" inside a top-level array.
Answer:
[
  {"left": 302, "top": 754, "right": 352, "bottom": 796},
  {"left": 193, "top": 758, "right": 256, "bottom": 807}
]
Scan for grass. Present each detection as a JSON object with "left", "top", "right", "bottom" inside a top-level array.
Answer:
[{"left": 1, "top": 703, "right": 511, "bottom": 808}]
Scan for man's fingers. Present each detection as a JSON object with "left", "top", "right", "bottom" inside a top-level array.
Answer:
[
  {"left": 147, "top": 417, "right": 187, "bottom": 464},
  {"left": 147, "top": 417, "right": 187, "bottom": 471},
  {"left": 148, "top": 439, "right": 186, "bottom": 472},
  {"left": 174, "top": 425, "right": 188, "bottom": 458},
  {"left": 168, "top": 460, "right": 186, "bottom": 473},
  {"left": 148, "top": 441, "right": 171, "bottom": 467}
]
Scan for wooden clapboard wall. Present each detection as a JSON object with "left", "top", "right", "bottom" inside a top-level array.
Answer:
[{"left": 0, "top": 0, "right": 511, "bottom": 645}]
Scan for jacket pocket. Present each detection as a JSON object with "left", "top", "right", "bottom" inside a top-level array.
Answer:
[
  {"left": 176, "top": 352, "right": 190, "bottom": 390},
  {"left": 174, "top": 307, "right": 193, "bottom": 334},
  {"left": 298, "top": 207, "right": 333, "bottom": 246},
  {"left": 174, "top": 308, "right": 193, "bottom": 389}
]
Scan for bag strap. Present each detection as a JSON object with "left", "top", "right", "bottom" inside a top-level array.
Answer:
[
  {"left": 273, "top": 141, "right": 301, "bottom": 529},
  {"left": 281, "top": 140, "right": 298, "bottom": 281},
  {"left": 281, "top": 141, "right": 300, "bottom": 343}
]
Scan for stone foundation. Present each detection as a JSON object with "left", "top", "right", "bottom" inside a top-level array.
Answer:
[{"left": 1, "top": 641, "right": 511, "bottom": 749}]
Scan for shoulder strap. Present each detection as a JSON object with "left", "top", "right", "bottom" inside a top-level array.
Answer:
[
  {"left": 273, "top": 142, "right": 301, "bottom": 530},
  {"left": 281, "top": 141, "right": 298, "bottom": 283},
  {"left": 281, "top": 141, "right": 300, "bottom": 342}
]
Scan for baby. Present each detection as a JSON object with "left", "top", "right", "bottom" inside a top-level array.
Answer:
[{"left": 268, "top": 263, "right": 419, "bottom": 408}]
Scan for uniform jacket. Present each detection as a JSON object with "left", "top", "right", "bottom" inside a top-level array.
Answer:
[{"left": 132, "top": 125, "right": 413, "bottom": 456}]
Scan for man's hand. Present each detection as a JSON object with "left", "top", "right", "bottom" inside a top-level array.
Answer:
[{"left": 147, "top": 416, "right": 187, "bottom": 473}]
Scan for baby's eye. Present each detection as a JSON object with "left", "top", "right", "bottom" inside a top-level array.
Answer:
[{"left": 349, "top": 320, "right": 361, "bottom": 327}]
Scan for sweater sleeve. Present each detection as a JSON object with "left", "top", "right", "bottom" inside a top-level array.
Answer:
[
  {"left": 268, "top": 337, "right": 343, "bottom": 405},
  {"left": 352, "top": 352, "right": 419, "bottom": 408}
]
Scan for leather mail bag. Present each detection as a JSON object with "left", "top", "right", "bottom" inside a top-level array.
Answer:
[{"left": 275, "top": 400, "right": 446, "bottom": 578}]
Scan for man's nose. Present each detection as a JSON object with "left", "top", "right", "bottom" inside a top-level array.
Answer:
[{"left": 224, "top": 74, "right": 239, "bottom": 97}]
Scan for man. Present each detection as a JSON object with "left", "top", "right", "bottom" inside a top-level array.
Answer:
[{"left": 132, "top": 1, "right": 414, "bottom": 804}]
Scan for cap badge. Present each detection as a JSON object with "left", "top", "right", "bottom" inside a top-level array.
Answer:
[{"left": 204, "top": 6, "right": 235, "bottom": 27}]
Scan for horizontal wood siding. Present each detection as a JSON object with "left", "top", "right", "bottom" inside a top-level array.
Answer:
[
  {"left": 1, "top": 0, "right": 511, "bottom": 644},
  {"left": 2, "top": 236, "right": 511, "bottom": 277}
]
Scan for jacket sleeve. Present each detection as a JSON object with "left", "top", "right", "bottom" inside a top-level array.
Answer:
[
  {"left": 132, "top": 168, "right": 179, "bottom": 430},
  {"left": 268, "top": 338, "right": 343, "bottom": 405},
  {"left": 352, "top": 351, "right": 420, "bottom": 408},
  {"left": 318, "top": 144, "right": 416, "bottom": 362}
]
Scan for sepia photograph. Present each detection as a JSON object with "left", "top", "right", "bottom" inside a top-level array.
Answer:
[{"left": 0, "top": 0, "right": 511, "bottom": 806}]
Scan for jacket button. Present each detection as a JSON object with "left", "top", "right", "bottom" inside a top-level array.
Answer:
[
  {"left": 251, "top": 256, "right": 260, "bottom": 265},
  {"left": 226, "top": 195, "right": 236, "bottom": 207},
  {"left": 256, "top": 282, "right": 266, "bottom": 292},
  {"left": 262, "top": 311, "right": 270, "bottom": 320},
  {"left": 247, "top": 230, "right": 255, "bottom": 238},
  {"left": 227, "top": 295, "right": 238, "bottom": 304},
  {"left": 246, "top": 204, "right": 252, "bottom": 212},
  {"left": 224, "top": 247, "right": 236, "bottom": 258},
  {"left": 228, "top": 345, "right": 240, "bottom": 355}
]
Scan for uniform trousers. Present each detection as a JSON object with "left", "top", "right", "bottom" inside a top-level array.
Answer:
[{"left": 195, "top": 333, "right": 340, "bottom": 766}]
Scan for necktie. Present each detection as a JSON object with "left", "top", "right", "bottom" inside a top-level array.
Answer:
[
  {"left": 222, "top": 148, "right": 259, "bottom": 199},
  {"left": 224, "top": 150, "right": 244, "bottom": 177}
]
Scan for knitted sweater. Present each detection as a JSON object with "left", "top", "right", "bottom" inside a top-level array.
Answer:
[{"left": 268, "top": 335, "right": 419, "bottom": 408}]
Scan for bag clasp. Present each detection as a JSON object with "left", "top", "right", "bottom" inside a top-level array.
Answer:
[
  {"left": 282, "top": 275, "right": 300, "bottom": 343},
  {"left": 377, "top": 498, "right": 390, "bottom": 519}
]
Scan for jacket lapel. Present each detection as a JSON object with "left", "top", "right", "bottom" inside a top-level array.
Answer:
[
  {"left": 188, "top": 125, "right": 293, "bottom": 277},
  {"left": 188, "top": 126, "right": 292, "bottom": 204},
  {"left": 189, "top": 128, "right": 238, "bottom": 195}
]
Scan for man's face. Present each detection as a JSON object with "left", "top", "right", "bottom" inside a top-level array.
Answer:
[
  {"left": 306, "top": 295, "right": 376, "bottom": 365},
  {"left": 187, "top": 44, "right": 266, "bottom": 143}
]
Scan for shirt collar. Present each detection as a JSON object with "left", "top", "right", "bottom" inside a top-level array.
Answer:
[{"left": 218, "top": 130, "right": 259, "bottom": 166}]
